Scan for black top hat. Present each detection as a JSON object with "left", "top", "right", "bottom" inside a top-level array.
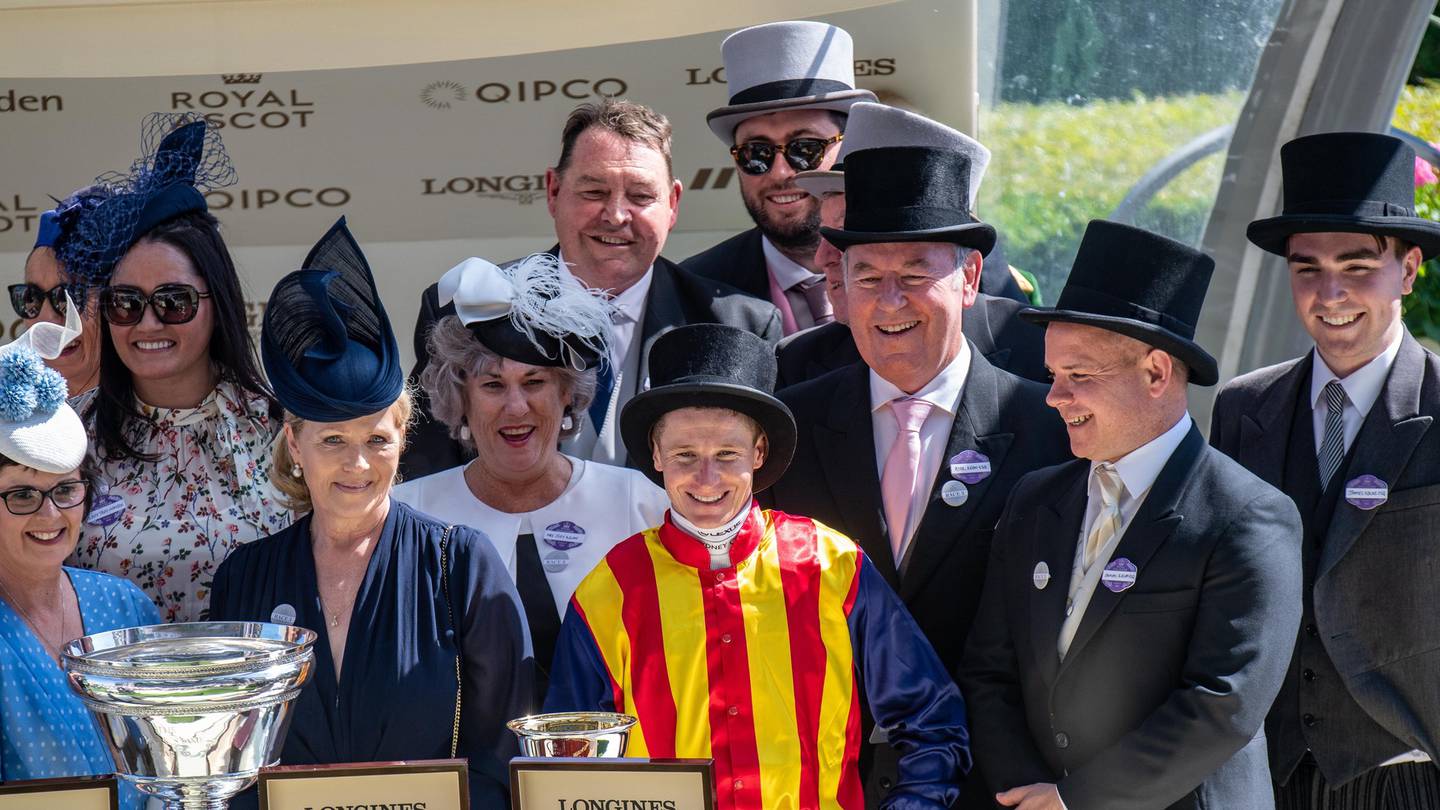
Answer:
[
  {"left": 1020, "top": 220, "right": 1219, "bottom": 386},
  {"left": 820, "top": 146, "right": 997, "bottom": 253},
  {"left": 1248, "top": 132, "right": 1440, "bottom": 261},
  {"left": 621, "top": 324, "right": 797, "bottom": 491}
]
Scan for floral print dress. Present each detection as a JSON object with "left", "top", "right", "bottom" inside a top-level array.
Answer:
[{"left": 71, "top": 380, "right": 293, "bottom": 623}]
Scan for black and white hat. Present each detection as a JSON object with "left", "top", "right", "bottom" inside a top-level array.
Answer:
[
  {"left": 706, "top": 21, "right": 876, "bottom": 144},
  {"left": 794, "top": 102, "right": 991, "bottom": 205}
]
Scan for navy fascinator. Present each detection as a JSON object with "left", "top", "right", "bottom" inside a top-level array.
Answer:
[{"left": 261, "top": 217, "right": 403, "bottom": 422}]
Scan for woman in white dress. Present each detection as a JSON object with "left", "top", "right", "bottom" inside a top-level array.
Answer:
[{"left": 394, "top": 253, "right": 667, "bottom": 696}]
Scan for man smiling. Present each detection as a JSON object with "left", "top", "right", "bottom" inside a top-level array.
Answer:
[
  {"left": 767, "top": 110, "right": 1069, "bottom": 806},
  {"left": 1211, "top": 132, "right": 1440, "bottom": 809}
]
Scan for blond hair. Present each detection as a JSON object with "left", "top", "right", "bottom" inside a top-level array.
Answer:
[{"left": 270, "top": 388, "right": 415, "bottom": 513}]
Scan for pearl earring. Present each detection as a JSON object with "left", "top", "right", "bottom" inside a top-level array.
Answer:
[
  {"left": 459, "top": 425, "right": 471, "bottom": 441},
  {"left": 291, "top": 464, "right": 302, "bottom": 478}
]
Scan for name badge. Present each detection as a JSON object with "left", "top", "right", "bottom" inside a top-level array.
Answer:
[
  {"left": 1101, "top": 557, "right": 1137, "bottom": 593},
  {"left": 270, "top": 604, "right": 297, "bottom": 626},
  {"left": 1344, "top": 475, "right": 1388, "bottom": 510},
  {"left": 1033, "top": 561, "right": 1051, "bottom": 590},
  {"left": 85, "top": 494, "right": 126, "bottom": 527},
  {"left": 949, "top": 450, "right": 992, "bottom": 484},
  {"left": 542, "top": 549, "right": 570, "bottom": 574},
  {"left": 543, "top": 521, "right": 586, "bottom": 551},
  {"left": 941, "top": 480, "right": 968, "bottom": 507}
]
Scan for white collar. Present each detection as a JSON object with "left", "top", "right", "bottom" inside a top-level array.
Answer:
[
  {"left": 556, "top": 249, "right": 653, "bottom": 324},
  {"left": 760, "top": 235, "right": 820, "bottom": 290},
  {"left": 868, "top": 341, "right": 972, "bottom": 416},
  {"left": 1309, "top": 333, "right": 1403, "bottom": 417},
  {"left": 1095, "top": 412, "right": 1192, "bottom": 502}
]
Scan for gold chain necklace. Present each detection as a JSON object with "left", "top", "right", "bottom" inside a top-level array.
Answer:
[{"left": 0, "top": 577, "right": 74, "bottom": 661}]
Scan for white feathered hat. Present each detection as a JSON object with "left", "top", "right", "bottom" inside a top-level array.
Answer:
[{"left": 0, "top": 298, "right": 88, "bottom": 473}]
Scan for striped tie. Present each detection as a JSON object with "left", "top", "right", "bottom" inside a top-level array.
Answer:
[{"left": 1317, "top": 380, "right": 1347, "bottom": 488}]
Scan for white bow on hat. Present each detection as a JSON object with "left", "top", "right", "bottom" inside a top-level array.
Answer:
[{"left": 0, "top": 294, "right": 89, "bottom": 473}]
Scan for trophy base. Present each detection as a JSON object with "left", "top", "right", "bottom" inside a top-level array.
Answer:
[{"left": 125, "top": 769, "right": 257, "bottom": 810}]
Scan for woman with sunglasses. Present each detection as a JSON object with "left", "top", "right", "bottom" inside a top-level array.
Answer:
[
  {"left": 64, "top": 115, "right": 290, "bottom": 623},
  {"left": 9, "top": 188, "right": 112, "bottom": 398},
  {"left": 0, "top": 316, "right": 160, "bottom": 810}
]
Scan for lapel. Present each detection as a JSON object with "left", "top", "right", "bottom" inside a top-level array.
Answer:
[
  {"left": 813, "top": 363, "right": 898, "bottom": 587},
  {"left": 1028, "top": 463, "right": 1088, "bottom": 688},
  {"left": 1236, "top": 355, "right": 1310, "bottom": 486},
  {"left": 1318, "top": 334, "right": 1435, "bottom": 577},
  {"left": 901, "top": 351, "right": 1015, "bottom": 600},
  {"left": 1059, "top": 426, "right": 1203, "bottom": 670},
  {"left": 639, "top": 259, "right": 687, "bottom": 386}
]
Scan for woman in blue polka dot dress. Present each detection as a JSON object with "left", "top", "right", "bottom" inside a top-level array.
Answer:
[{"left": 0, "top": 312, "right": 159, "bottom": 808}]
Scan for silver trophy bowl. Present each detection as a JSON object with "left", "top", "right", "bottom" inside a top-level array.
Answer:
[
  {"left": 507, "top": 712, "right": 636, "bottom": 758},
  {"left": 61, "top": 622, "right": 316, "bottom": 810}
]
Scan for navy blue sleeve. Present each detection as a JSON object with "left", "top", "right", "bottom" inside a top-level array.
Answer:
[
  {"left": 542, "top": 602, "right": 617, "bottom": 714},
  {"left": 849, "top": 554, "right": 971, "bottom": 810}
]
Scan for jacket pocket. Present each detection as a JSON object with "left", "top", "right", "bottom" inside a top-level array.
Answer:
[{"left": 1118, "top": 588, "right": 1196, "bottom": 614}]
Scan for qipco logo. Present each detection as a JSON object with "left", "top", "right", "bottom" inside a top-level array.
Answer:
[
  {"left": 204, "top": 187, "right": 351, "bottom": 211},
  {"left": 422, "top": 78, "right": 628, "bottom": 107}
]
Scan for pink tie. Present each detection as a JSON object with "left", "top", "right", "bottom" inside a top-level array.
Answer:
[
  {"left": 882, "top": 397, "right": 934, "bottom": 564},
  {"left": 767, "top": 269, "right": 800, "bottom": 335}
]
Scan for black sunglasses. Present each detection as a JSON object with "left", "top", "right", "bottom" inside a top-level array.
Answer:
[
  {"left": 729, "top": 133, "right": 843, "bottom": 176},
  {"left": 0, "top": 480, "right": 88, "bottom": 516},
  {"left": 101, "top": 284, "right": 211, "bottom": 326},
  {"left": 8, "top": 283, "right": 72, "bottom": 320}
]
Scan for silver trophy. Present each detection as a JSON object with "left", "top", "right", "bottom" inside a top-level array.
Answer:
[
  {"left": 507, "top": 712, "right": 637, "bottom": 758},
  {"left": 61, "top": 621, "right": 316, "bottom": 810}
]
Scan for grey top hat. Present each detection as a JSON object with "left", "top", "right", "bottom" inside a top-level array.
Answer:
[
  {"left": 794, "top": 102, "right": 991, "bottom": 207},
  {"left": 706, "top": 21, "right": 877, "bottom": 143}
]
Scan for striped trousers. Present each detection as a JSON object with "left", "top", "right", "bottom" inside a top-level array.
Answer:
[{"left": 1277, "top": 757, "right": 1440, "bottom": 810}]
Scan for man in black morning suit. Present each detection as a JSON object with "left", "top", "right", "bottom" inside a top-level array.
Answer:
[
  {"left": 765, "top": 106, "right": 1070, "bottom": 808},
  {"left": 961, "top": 220, "right": 1303, "bottom": 810},
  {"left": 399, "top": 99, "right": 780, "bottom": 480},
  {"left": 1210, "top": 132, "right": 1440, "bottom": 809}
]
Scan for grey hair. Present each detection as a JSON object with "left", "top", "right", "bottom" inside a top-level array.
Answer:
[{"left": 420, "top": 315, "right": 597, "bottom": 449}]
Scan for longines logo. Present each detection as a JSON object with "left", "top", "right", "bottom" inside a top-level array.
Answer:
[
  {"left": 421, "top": 174, "right": 548, "bottom": 204},
  {"left": 169, "top": 74, "right": 316, "bottom": 130},
  {"left": 684, "top": 58, "right": 897, "bottom": 86},
  {"left": 204, "top": 187, "right": 351, "bottom": 211},
  {"left": 0, "top": 193, "right": 45, "bottom": 234},
  {"left": 0, "top": 89, "right": 63, "bottom": 113},
  {"left": 420, "top": 77, "right": 627, "bottom": 107}
]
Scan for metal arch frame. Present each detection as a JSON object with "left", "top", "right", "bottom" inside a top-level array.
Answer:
[{"left": 1188, "top": 0, "right": 1434, "bottom": 432}]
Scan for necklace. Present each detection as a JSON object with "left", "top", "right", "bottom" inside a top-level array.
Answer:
[{"left": 0, "top": 576, "right": 74, "bottom": 661}]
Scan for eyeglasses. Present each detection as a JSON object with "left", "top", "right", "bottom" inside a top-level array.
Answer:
[
  {"left": 730, "top": 133, "right": 843, "bottom": 176},
  {"left": 101, "top": 284, "right": 211, "bottom": 326},
  {"left": 8, "top": 283, "right": 72, "bottom": 320},
  {"left": 0, "top": 480, "right": 88, "bottom": 516}
]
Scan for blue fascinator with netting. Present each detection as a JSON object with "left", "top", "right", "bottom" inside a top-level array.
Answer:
[
  {"left": 0, "top": 298, "right": 88, "bottom": 472},
  {"left": 261, "top": 217, "right": 403, "bottom": 422},
  {"left": 53, "top": 112, "right": 236, "bottom": 299}
]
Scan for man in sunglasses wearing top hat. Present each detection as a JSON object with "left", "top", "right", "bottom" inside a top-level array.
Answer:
[
  {"left": 961, "top": 220, "right": 1303, "bottom": 810},
  {"left": 765, "top": 107, "right": 1071, "bottom": 807},
  {"left": 1210, "top": 132, "right": 1440, "bottom": 809},
  {"left": 776, "top": 102, "right": 1049, "bottom": 390},
  {"left": 680, "top": 21, "right": 873, "bottom": 337}
]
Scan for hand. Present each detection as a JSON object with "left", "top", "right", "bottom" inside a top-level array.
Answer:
[{"left": 996, "top": 783, "right": 1066, "bottom": 810}]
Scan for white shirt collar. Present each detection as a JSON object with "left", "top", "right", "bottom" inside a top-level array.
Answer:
[
  {"left": 1309, "top": 333, "right": 1403, "bottom": 417},
  {"left": 1096, "top": 412, "right": 1193, "bottom": 502},
  {"left": 868, "top": 341, "right": 973, "bottom": 417},
  {"left": 556, "top": 249, "right": 654, "bottom": 324},
  {"left": 760, "top": 235, "right": 820, "bottom": 290}
]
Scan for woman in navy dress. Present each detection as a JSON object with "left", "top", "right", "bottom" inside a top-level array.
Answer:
[{"left": 209, "top": 218, "right": 532, "bottom": 808}]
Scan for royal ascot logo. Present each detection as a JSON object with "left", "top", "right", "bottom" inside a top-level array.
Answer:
[
  {"left": 204, "top": 187, "right": 352, "bottom": 211},
  {"left": 419, "top": 77, "right": 628, "bottom": 107},
  {"left": 421, "top": 80, "right": 467, "bottom": 110},
  {"left": 169, "top": 74, "right": 317, "bottom": 130},
  {"left": 0, "top": 89, "right": 63, "bottom": 113},
  {"left": 421, "top": 174, "right": 548, "bottom": 204},
  {"left": 683, "top": 57, "right": 897, "bottom": 86},
  {"left": 0, "top": 193, "right": 45, "bottom": 235}
]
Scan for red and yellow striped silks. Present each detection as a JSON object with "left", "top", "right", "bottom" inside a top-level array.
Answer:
[{"left": 570, "top": 506, "right": 866, "bottom": 810}]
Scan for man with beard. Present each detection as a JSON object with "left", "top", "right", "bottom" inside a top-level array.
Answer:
[{"left": 681, "top": 21, "right": 874, "bottom": 336}]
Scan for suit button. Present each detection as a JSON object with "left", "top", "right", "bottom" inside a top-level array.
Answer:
[
  {"left": 1305, "top": 623, "right": 1318, "bottom": 637},
  {"left": 1055, "top": 732, "right": 1070, "bottom": 749},
  {"left": 721, "top": 633, "right": 733, "bottom": 644},
  {"left": 879, "top": 777, "right": 894, "bottom": 790},
  {"left": 1303, "top": 669, "right": 1317, "bottom": 683},
  {"left": 733, "top": 779, "right": 744, "bottom": 791},
  {"left": 727, "top": 705, "right": 739, "bottom": 717},
  {"left": 1303, "top": 713, "right": 1318, "bottom": 727}
]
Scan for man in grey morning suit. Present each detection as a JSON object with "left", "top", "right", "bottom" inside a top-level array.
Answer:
[
  {"left": 1211, "top": 132, "right": 1440, "bottom": 809},
  {"left": 962, "top": 220, "right": 1302, "bottom": 810}
]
